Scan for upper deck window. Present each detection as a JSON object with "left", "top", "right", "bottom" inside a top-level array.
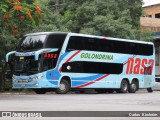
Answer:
[
  {"left": 17, "top": 35, "right": 46, "bottom": 52},
  {"left": 44, "top": 34, "right": 67, "bottom": 49},
  {"left": 66, "top": 36, "right": 153, "bottom": 56}
]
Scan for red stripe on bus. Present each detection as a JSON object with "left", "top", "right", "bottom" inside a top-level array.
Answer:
[
  {"left": 123, "top": 55, "right": 136, "bottom": 65},
  {"left": 66, "top": 50, "right": 82, "bottom": 63},
  {"left": 59, "top": 50, "right": 82, "bottom": 72},
  {"left": 75, "top": 74, "right": 109, "bottom": 88}
]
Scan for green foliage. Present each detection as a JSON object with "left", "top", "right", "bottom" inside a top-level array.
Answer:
[
  {"left": 0, "top": 30, "right": 17, "bottom": 56},
  {"left": 44, "top": 0, "right": 154, "bottom": 41},
  {"left": 55, "top": 0, "right": 143, "bottom": 39},
  {"left": 0, "top": 0, "right": 43, "bottom": 53},
  {"left": 29, "top": 0, "right": 144, "bottom": 40},
  {"left": 0, "top": 0, "right": 43, "bottom": 36},
  {"left": 140, "top": 31, "right": 155, "bottom": 42}
]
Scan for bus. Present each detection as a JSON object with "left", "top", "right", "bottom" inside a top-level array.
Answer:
[{"left": 6, "top": 32, "right": 155, "bottom": 94}]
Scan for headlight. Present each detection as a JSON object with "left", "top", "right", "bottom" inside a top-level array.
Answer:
[
  {"left": 38, "top": 75, "right": 44, "bottom": 79},
  {"left": 35, "top": 83, "right": 39, "bottom": 86},
  {"left": 32, "top": 75, "right": 44, "bottom": 80},
  {"left": 32, "top": 77, "right": 38, "bottom": 81}
]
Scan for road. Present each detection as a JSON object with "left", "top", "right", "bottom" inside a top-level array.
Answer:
[{"left": 0, "top": 90, "right": 160, "bottom": 120}]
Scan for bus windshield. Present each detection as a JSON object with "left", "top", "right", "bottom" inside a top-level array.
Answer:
[
  {"left": 17, "top": 35, "right": 46, "bottom": 52},
  {"left": 14, "top": 51, "right": 60, "bottom": 76},
  {"left": 14, "top": 56, "right": 40, "bottom": 75},
  {"left": 14, "top": 33, "right": 67, "bottom": 75}
]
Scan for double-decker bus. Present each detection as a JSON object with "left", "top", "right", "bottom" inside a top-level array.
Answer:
[{"left": 6, "top": 32, "right": 155, "bottom": 94}]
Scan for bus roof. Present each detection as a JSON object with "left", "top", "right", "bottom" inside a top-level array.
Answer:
[
  {"left": 25, "top": 32, "right": 68, "bottom": 36},
  {"left": 24, "top": 32, "right": 153, "bottom": 45},
  {"left": 68, "top": 33, "right": 154, "bottom": 45}
]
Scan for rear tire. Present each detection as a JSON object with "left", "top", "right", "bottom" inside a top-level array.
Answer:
[
  {"left": 147, "top": 88, "right": 153, "bottom": 93},
  {"left": 55, "top": 79, "right": 70, "bottom": 94},
  {"left": 117, "top": 80, "right": 129, "bottom": 93},
  {"left": 128, "top": 81, "right": 138, "bottom": 93}
]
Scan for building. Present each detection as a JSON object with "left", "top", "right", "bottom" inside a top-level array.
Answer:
[
  {"left": 141, "top": 3, "right": 160, "bottom": 36},
  {"left": 141, "top": 3, "right": 160, "bottom": 76}
]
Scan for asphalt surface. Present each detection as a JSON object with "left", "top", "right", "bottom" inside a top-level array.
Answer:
[
  {"left": 0, "top": 89, "right": 160, "bottom": 120},
  {"left": 0, "top": 90, "right": 160, "bottom": 111}
]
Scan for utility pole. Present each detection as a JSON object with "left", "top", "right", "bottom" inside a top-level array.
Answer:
[
  {"left": 55, "top": 0, "right": 60, "bottom": 13},
  {"left": 47, "top": 0, "right": 64, "bottom": 13}
]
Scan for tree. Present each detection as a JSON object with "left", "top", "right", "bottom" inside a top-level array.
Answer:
[
  {"left": 0, "top": 0, "right": 43, "bottom": 54},
  {"left": 58, "top": 0, "right": 143, "bottom": 39},
  {"left": 28, "top": 0, "right": 71, "bottom": 34},
  {"left": 0, "top": 0, "right": 43, "bottom": 37},
  {"left": 29, "top": 0, "right": 65, "bottom": 33},
  {"left": 31, "top": 0, "right": 145, "bottom": 40}
]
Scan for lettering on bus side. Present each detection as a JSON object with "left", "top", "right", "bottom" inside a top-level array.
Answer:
[
  {"left": 80, "top": 53, "right": 113, "bottom": 61},
  {"left": 126, "top": 58, "right": 154, "bottom": 74}
]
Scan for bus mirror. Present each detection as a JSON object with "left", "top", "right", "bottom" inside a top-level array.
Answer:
[{"left": 6, "top": 51, "right": 16, "bottom": 62}]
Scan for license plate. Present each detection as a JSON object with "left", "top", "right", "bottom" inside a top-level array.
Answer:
[{"left": 18, "top": 80, "right": 27, "bottom": 83}]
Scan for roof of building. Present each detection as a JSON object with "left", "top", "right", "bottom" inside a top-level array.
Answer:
[{"left": 143, "top": 3, "right": 160, "bottom": 7}]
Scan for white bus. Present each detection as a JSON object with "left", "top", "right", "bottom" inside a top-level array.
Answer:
[{"left": 6, "top": 32, "right": 155, "bottom": 94}]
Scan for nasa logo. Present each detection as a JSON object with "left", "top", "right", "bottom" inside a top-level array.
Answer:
[{"left": 126, "top": 58, "right": 154, "bottom": 74}]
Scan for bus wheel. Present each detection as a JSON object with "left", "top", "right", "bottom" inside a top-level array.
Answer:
[
  {"left": 117, "top": 80, "right": 128, "bottom": 93},
  {"left": 147, "top": 88, "right": 153, "bottom": 93},
  {"left": 128, "top": 81, "right": 138, "bottom": 93},
  {"left": 33, "top": 89, "right": 46, "bottom": 94},
  {"left": 55, "top": 79, "right": 70, "bottom": 94}
]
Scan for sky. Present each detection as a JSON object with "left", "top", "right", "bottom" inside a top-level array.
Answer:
[{"left": 143, "top": 0, "right": 160, "bottom": 6}]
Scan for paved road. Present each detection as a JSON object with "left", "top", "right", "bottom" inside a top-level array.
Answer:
[{"left": 0, "top": 90, "right": 160, "bottom": 120}]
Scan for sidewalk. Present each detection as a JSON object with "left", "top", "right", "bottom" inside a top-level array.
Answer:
[{"left": 0, "top": 89, "right": 35, "bottom": 95}]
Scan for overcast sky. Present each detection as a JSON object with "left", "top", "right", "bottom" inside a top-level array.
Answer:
[{"left": 143, "top": 0, "right": 160, "bottom": 6}]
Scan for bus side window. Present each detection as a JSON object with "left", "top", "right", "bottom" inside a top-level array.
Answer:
[
  {"left": 62, "top": 61, "right": 84, "bottom": 73},
  {"left": 45, "top": 34, "right": 66, "bottom": 49},
  {"left": 66, "top": 38, "right": 76, "bottom": 51},
  {"left": 100, "top": 40, "right": 113, "bottom": 52},
  {"left": 66, "top": 36, "right": 84, "bottom": 51},
  {"left": 139, "top": 44, "right": 153, "bottom": 56},
  {"left": 85, "top": 38, "right": 98, "bottom": 51},
  {"left": 127, "top": 43, "right": 140, "bottom": 55}
]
